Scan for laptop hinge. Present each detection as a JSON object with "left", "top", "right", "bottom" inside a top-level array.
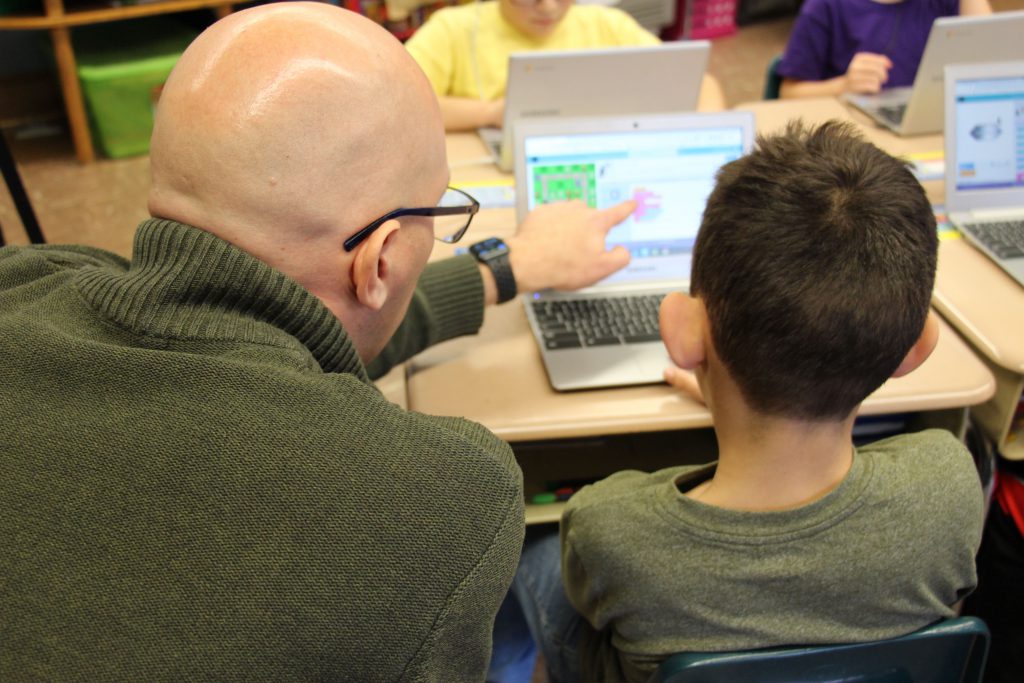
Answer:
[{"left": 960, "top": 207, "right": 1024, "bottom": 221}]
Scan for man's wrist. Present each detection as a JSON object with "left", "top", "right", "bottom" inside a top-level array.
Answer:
[{"left": 470, "top": 237, "right": 517, "bottom": 304}]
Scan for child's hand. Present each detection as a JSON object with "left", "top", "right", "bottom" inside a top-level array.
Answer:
[
  {"left": 844, "top": 52, "right": 893, "bottom": 94},
  {"left": 664, "top": 365, "right": 706, "bottom": 405}
]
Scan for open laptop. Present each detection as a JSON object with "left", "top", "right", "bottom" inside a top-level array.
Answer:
[
  {"left": 480, "top": 41, "right": 710, "bottom": 172},
  {"left": 844, "top": 10, "right": 1024, "bottom": 137},
  {"left": 944, "top": 61, "right": 1024, "bottom": 289},
  {"left": 513, "top": 111, "right": 755, "bottom": 391}
]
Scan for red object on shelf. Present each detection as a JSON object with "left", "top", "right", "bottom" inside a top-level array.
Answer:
[{"left": 685, "top": 0, "right": 737, "bottom": 40}]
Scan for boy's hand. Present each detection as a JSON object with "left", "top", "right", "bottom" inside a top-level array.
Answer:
[
  {"left": 664, "top": 365, "right": 706, "bottom": 405},
  {"left": 506, "top": 200, "right": 635, "bottom": 292},
  {"left": 844, "top": 52, "right": 892, "bottom": 94}
]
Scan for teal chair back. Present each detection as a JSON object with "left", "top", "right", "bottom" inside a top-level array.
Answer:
[
  {"left": 763, "top": 54, "right": 784, "bottom": 100},
  {"left": 650, "top": 617, "right": 989, "bottom": 683}
]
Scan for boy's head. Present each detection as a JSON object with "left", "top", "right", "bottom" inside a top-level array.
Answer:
[
  {"left": 663, "top": 121, "right": 938, "bottom": 421},
  {"left": 500, "top": 0, "right": 573, "bottom": 41}
]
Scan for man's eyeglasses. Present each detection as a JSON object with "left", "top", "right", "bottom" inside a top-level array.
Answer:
[{"left": 343, "top": 187, "right": 480, "bottom": 252}]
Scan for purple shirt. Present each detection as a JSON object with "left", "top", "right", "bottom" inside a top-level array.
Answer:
[{"left": 778, "top": 0, "right": 959, "bottom": 89}]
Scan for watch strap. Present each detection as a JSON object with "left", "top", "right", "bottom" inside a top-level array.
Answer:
[
  {"left": 487, "top": 251, "right": 517, "bottom": 304},
  {"left": 470, "top": 238, "right": 518, "bottom": 304}
]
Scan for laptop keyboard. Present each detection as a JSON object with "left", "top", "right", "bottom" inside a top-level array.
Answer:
[
  {"left": 531, "top": 295, "right": 665, "bottom": 350},
  {"left": 877, "top": 103, "right": 907, "bottom": 126},
  {"left": 962, "top": 221, "right": 1024, "bottom": 259}
]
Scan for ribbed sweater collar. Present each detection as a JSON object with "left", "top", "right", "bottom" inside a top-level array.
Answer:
[{"left": 75, "top": 219, "right": 368, "bottom": 381}]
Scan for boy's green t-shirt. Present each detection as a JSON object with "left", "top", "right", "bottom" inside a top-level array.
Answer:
[{"left": 561, "top": 429, "right": 984, "bottom": 683}]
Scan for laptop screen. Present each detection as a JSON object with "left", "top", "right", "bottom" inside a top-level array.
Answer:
[
  {"left": 952, "top": 73, "right": 1024, "bottom": 192},
  {"left": 522, "top": 124, "right": 747, "bottom": 286}
]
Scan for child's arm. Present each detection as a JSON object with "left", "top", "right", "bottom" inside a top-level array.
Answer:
[
  {"left": 780, "top": 52, "right": 892, "bottom": 98},
  {"left": 697, "top": 74, "right": 726, "bottom": 111},
  {"left": 437, "top": 96, "right": 504, "bottom": 132},
  {"left": 959, "top": 0, "right": 992, "bottom": 15},
  {"left": 406, "top": 10, "right": 502, "bottom": 131}
]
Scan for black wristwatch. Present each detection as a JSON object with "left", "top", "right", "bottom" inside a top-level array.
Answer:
[{"left": 470, "top": 237, "right": 517, "bottom": 304}]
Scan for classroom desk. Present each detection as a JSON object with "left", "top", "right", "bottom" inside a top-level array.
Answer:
[
  {"left": 405, "top": 106, "right": 996, "bottom": 521},
  {"left": 933, "top": 237, "right": 1024, "bottom": 459}
]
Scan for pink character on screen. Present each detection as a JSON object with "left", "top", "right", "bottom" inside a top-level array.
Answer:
[{"left": 632, "top": 188, "right": 663, "bottom": 222}]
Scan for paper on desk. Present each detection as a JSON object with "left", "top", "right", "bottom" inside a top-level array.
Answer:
[
  {"left": 907, "top": 150, "right": 945, "bottom": 182},
  {"left": 453, "top": 179, "right": 516, "bottom": 210},
  {"left": 932, "top": 205, "right": 961, "bottom": 241}
]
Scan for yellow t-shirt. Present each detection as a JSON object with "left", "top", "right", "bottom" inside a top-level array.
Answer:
[{"left": 406, "top": 1, "right": 659, "bottom": 100}]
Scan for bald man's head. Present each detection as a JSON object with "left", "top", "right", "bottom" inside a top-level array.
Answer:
[{"left": 148, "top": 2, "right": 447, "bottom": 258}]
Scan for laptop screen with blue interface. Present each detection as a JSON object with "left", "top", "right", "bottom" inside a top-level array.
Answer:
[
  {"left": 522, "top": 124, "right": 747, "bottom": 286},
  {"left": 952, "top": 73, "right": 1024, "bottom": 192}
]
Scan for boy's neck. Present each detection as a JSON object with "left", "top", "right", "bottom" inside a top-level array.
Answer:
[{"left": 689, "top": 386, "right": 856, "bottom": 512}]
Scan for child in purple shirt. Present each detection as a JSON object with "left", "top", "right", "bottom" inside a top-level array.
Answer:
[{"left": 778, "top": 0, "right": 991, "bottom": 99}]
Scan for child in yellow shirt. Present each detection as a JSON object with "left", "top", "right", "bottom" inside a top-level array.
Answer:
[{"left": 406, "top": 0, "right": 725, "bottom": 130}]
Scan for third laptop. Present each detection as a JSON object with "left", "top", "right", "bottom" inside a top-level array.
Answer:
[
  {"left": 945, "top": 60, "right": 1024, "bottom": 288},
  {"left": 513, "top": 111, "right": 755, "bottom": 391}
]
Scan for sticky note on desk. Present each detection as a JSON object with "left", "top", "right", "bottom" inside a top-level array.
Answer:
[
  {"left": 932, "top": 204, "right": 961, "bottom": 241},
  {"left": 907, "top": 150, "right": 945, "bottom": 182},
  {"left": 453, "top": 179, "right": 516, "bottom": 209}
]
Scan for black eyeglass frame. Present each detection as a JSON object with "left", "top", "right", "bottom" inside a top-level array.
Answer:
[{"left": 343, "top": 187, "right": 480, "bottom": 252}]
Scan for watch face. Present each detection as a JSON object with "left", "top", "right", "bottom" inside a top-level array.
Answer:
[{"left": 471, "top": 238, "right": 508, "bottom": 261}]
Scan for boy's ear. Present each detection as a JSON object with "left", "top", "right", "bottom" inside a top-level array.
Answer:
[
  {"left": 892, "top": 310, "right": 940, "bottom": 378},
  {"left": 659, "top": 292, "right": 707, "bottom": 370},
  {"left": 350, "top": 219, "right": 402, "bottom": 312}
]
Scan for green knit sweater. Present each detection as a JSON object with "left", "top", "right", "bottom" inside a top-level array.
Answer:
[{"left": 0, "top": 219, "right": 524, "bottom": 682}]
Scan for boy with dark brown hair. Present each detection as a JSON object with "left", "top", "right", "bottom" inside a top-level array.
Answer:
[{"left": 509, "top": 121, "right": 985, "bottom": 683}]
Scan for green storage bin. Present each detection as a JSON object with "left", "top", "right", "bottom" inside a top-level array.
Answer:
[{"left": 75, "top": 19, "right": 198, "bottom": 158}]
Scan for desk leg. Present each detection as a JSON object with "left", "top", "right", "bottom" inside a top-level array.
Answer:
[{"left": 49, "top": 26, "right": 94, "bottom": 164}]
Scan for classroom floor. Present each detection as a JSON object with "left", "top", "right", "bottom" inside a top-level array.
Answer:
[{"left": 0, "top": 13, "right": 797, "bottom": 253}]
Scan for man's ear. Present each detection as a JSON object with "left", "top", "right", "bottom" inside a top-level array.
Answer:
[
  {"left": 350, "top": 219, "right": 402, "bottom": 311},
  {"left": 659, "top": 292, "right": 707, "bottom": 370},
  {"left": 892, "top": 310, "right": 940, "bottom": 378}
]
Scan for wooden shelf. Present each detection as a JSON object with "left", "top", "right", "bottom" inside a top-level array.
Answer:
[
  {"left": 1, "top": 0, "right": 234, "bottom": 163},
  {"left": 0, "top": 0, "right": 234, "bottom": 29}
]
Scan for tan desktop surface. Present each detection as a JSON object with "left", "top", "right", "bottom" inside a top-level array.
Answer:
[
  {"left": 734, "top": 97, "right": 947, "bottom": 202},
  {"left": 933, "top": 240, "right": 1024, "bottom": 374},
  {"left": 405, "top": 117, "right": 995, "bottom": 443},
  {"left": 406, "top": 299, "right": 992, "bottom": 442}
]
